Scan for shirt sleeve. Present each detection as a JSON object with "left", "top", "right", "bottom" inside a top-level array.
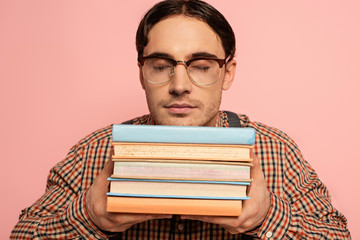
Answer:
[
  {"left": 10, "top": 140, "right": 110, "bottom": 240},
  {"left": 247, "top": 140, "right": 351, "bottom": 239}
]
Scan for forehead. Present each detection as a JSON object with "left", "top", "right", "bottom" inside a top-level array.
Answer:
[{"left": 144, "top": 15, "right": 225, "bottom": 58}]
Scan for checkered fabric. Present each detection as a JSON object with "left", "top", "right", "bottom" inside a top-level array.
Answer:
[{"left": 10, "top": 112, "right": 351, "bottom": 239}]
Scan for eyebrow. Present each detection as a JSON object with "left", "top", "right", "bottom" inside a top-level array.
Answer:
[
  {"left": 191, "top": 52, "right": 219, "bottom": 59},
  {"left": 145, "top": 52, "right": 173, "bottom": 58},
  {"left": 144, "top": 51, "right": 221, "bottom": 60}
]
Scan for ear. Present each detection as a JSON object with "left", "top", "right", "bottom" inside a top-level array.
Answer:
[
  {"left": 138, "top": 62, "right": 146, "bottom": 90},
  {"left": 222, "top": 59, "right": 236, "bottom": 91}
]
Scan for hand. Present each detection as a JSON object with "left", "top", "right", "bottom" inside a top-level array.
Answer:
[
  {"left": 85, "top": 155, "right": 172, "bottom": 233},
  {"left": 180, "top": 151, "right": 271, "bottom": 234}
]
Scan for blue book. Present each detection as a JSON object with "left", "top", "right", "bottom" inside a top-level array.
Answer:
[{"left": 112, "top": 124, "right": 255, "bottom": 145}]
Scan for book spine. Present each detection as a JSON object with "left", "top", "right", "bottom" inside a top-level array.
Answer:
[
  {"left": 112, "top": 161, "right": 251, "bottom": 181},
  {"left": 111, "top": 158, "right": 254, "bottom": 165},
  {"left": 112, "top": 143, "right": 252, "bottom": 161},
  {"left": 107, "top": 192, "right": 250, "bottom": 200},
  {"left": 106, "top": 196, "right": 243, "bottom": 216},
  {"left": 110, "top": 175, "right": 252, "bottom": 182},
  {"left": 112, "top": 125, "right": 255, "bottom": 145},
  {"left": 107, "top": 178, "right": 251, "bottom": 185}
]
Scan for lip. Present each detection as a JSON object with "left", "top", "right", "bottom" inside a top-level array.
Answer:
[{"left": 166, "top": 103, "right": 196, "bottom": 114}]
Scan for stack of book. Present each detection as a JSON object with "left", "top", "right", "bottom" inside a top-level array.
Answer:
[{"left": 107, "top": 124, "right": 255, "bottom": 216}]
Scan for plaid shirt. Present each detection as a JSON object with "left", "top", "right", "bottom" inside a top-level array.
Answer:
[{"left": 11, "top": 112, "right": 350, "bottom": 239}]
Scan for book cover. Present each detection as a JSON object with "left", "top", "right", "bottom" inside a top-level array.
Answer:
[
  {"left": 112, "top": 142, "right": 252, "bottom": 161},
  {"left": 112, "top": 160, "right": 252, "bottom": 181},
  {"left": 106, "top": 196, "right": 243, "bottom": 216},
  {"left": 112, "top": 124, "right": 255, "bottom": 145},
  {"left": 107, "top": 178, "right": 250, "bottom": 199}
]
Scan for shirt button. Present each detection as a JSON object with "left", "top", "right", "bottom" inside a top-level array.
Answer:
[
  {"left": 266, "top": 231, "right": 273, "bottom": 238},
  {"left": 177, "top": 223, "right": 184, "bottom": 231}
]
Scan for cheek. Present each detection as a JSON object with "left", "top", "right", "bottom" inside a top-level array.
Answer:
[
  {"left": 206, "top": 85, "right": 222, "bottom": 101},
  {"left": 144, "top": 85, "right": 165, "bottom": 105},
  {"left": 206, "top": 87, "right": 223, "bottom": 109}
]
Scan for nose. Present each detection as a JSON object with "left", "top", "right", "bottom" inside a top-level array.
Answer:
[{"left": 169, "top": 63, "right": 192, "bottom": 95}]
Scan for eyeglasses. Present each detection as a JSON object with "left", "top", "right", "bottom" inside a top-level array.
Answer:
[{"left": 138, "top": 56, "right": 227, "bottom": 86}]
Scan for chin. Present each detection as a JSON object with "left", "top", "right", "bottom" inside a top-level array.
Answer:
[
  {"left": 155, "top": 118, "right": 195, "bottom": 126},
  {"left": 154, "top": 114, "right": 214, "bottom": 127}
]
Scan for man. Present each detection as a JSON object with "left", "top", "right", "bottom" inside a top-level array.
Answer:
[{"left": 11, "top": 0, "right": 350, "bottom": 239}]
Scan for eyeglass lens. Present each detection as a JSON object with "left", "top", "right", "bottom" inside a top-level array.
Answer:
[{"left": 142, "top": 58, "right": 221, "bottom": 86}]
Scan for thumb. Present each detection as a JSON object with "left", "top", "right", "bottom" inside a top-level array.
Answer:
[
  {"left": 250, "top": 150, "right": 262, "bottom": 177},
  {"left": 101, "top": 148, "right": 114, "bottom": 178},
  {"left": 102, "top": 158, "right": 114, "bottom": 177},
  {"left": 94, "top": 157, "right": 114, "bottom": 189},
  {"left": 247, "top": 150, "right": 265, "bottom": 194}
]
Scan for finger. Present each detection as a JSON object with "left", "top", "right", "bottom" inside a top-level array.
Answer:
[
  {"left": 89, "top": 160, "right": 114, "bottom": 202},
  {"left": 102, "top": 156, "right": 114, "bottom": 177},
  {"left": 181, "top": 215, "right": 215, "bottom": 222},
  {"left": 181, "top": 215, "right": 239, "bottom": 225},
  {"left": 108, "top": 213, "right": 172, "bottom": 230},
  {"left": 110, "top": 213, "right": 172, "bottom": 221},
  {"left": 181, "top": 215, "right": 249, "bottom": 234},
  {"left": 180, "top": 215, "right": 218, "bottom": 228},
  {"left": 149, "top": 214, "right": 173, "bottom": 220},
  {"left": 248, "top": 150, "right": 266, "bottom": 187},
  {"left": 221, "top": 225, "right": 243, "bottom": 234},
  {"left": 95, "top": 159, "right": 114, "bottom": 187},
  {"left": 250, "top": 150, "right": 261, "bottom": 172}
]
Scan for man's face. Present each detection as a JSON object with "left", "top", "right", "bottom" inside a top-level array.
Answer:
[{"left": 139, "top": 15, "right": 236, "bottom": 126}]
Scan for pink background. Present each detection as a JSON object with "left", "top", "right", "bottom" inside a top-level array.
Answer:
[{"left": 1, "top": 0, "right": 359, "bottom": 238}]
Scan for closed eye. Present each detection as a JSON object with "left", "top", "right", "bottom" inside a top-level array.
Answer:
[
  {"left": 153, "top": 66, "right": 172, "bottom": 72},
  {"left": 192, "top": 66, "right": 210, "bottom": 71}
]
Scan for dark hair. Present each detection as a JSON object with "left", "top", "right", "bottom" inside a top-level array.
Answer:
[{"left": 136, "top": 0, "right": 236, "bottom": 61}]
